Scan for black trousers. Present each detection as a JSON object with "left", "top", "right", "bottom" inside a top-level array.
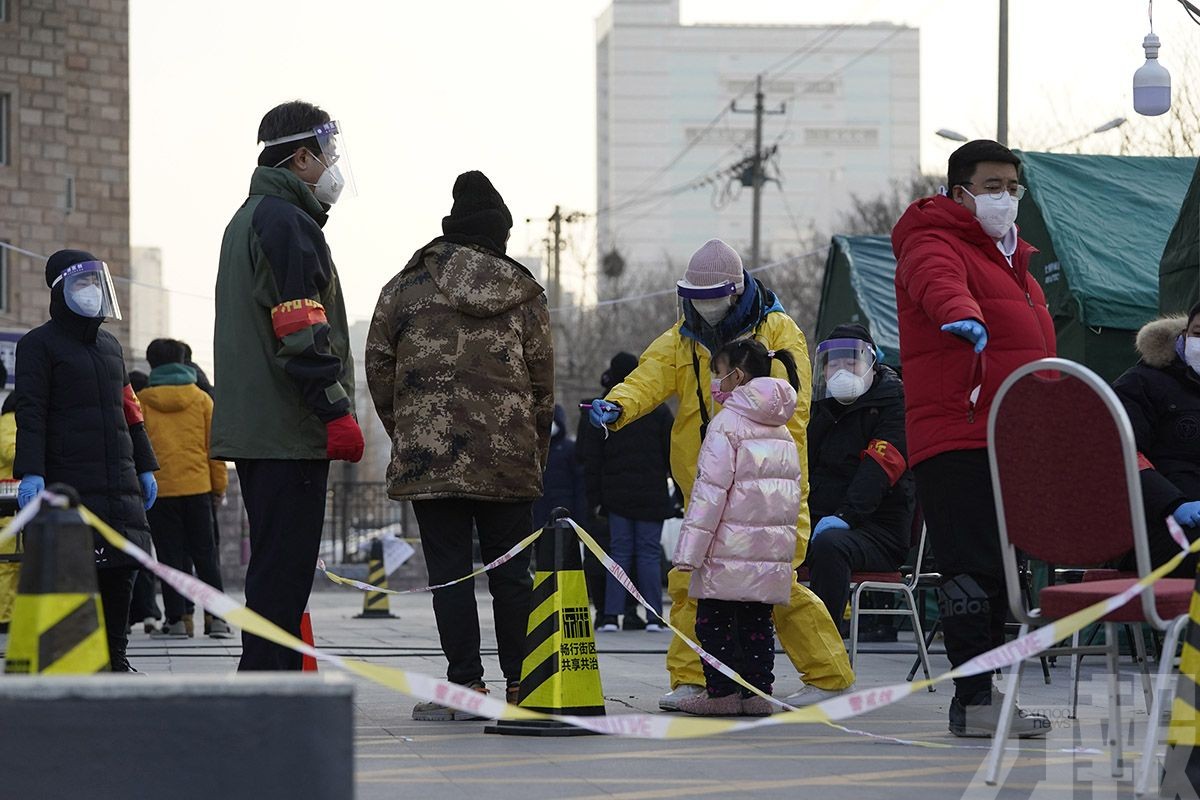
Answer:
[
  {"left": 804, "top": 525, "right": 905, "bottom": 625},
  {"left": 695, "top": 598, "right": 775, "bottom": 697},
  {"left": 147, "top": 494, "right": 224, "bottom": 622},
  {"left": 127, "top": 568, "right": 160, "bottom": 623},
  {"left": 98, "top": 567, "right": 135, "bottom": 671},
  {"left": 236, "top": 459, "right": 329, "bottom": 671},
  {"left": 411, "top": 498, "right": 533, "bottom": 686},
  {"left": 914, "top": 449, "right": 1007, "bottom": 702}
]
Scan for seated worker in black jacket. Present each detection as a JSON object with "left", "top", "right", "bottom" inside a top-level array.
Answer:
[
  {"left": 1112, "top": 304, "right": 1200, "bottom": 578},
  {"left": 803, "top": 324, "right": 915, "bottom": 638}
]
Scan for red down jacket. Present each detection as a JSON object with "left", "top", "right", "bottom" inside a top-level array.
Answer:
[{"left": 892, "top": 194, "right": 1056, "bottom": 467}]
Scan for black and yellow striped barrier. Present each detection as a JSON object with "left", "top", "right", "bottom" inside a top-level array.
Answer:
[
  {"left": 354, "top": 538, "right": 396, "bottom": 620},
  {"left": 1162, "top": 563, "right": 1200, "bottom": 798},
  {"left": 4, "top": 494, "right": 108, "bottom": 674},
  {"left": 487, "top": 510, "right": 605, "bottom": 736}
]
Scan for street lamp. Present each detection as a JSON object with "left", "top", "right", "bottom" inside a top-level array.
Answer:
[
  {"left": 936, "top": 129, "right": 970, "bottom": 143},
  {"left": 1044, "top": 117, "right": 1127, "bottom": 151}
]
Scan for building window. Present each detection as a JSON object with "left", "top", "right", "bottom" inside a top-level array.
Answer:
[
  {"left": 0, "top": 1, "right": 7, "bottom": 23},
  {"left": 0, "top": 94, "right": 9, "bottom": 166},
  {"left": 0, "top": 243, "right": 9, "bottom": 314},
  {"left": 65, "top": 175, "right": 75, "bottom": 212}
]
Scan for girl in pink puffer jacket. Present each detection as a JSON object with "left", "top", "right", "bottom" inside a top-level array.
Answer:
[{"left": 673, "top": 338, "right": 802, "bottom": 717}]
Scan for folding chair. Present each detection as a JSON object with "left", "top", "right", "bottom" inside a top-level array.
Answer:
[
  {"left": 798, "top": 514, "right": 936, "bottom": 689},
  {"left": 982, "top": 358, "right": 1193, "bottom": 788}
]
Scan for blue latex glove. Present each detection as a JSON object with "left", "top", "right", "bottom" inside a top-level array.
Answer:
[
  {"left": 17, "top": 474, "right": 45, "bottom": 509},
  {"left": 941, "top": 319, "right": 989, "bottom": 353},
  {"left": 588, "top": 399, "right": 621, "bottom": 428},
  {"left": 1176, "top": 501, "right": 1200, "bottom": 528},
  {"left": 138, "top": 471, "right": 158, "bottom": 510},
  {"left": 812, "top": 515, "right": 850, "bottom": 540}
]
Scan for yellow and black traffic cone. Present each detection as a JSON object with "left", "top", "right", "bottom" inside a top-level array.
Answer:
[
  {"left": 4, "top": 491, "right": 109, "bottom": 674},
  {"left": 486, "top": 508, "right": 605, "bottom": 736},
  {"left": 355, "top": 537, "right": 396, "bottom": 619},
  {"left": 1161, "top": 572, "right": 1200, "bottom": 798}
]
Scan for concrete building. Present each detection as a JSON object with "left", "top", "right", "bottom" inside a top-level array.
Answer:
[
  {"left": 127, "top": 245, "right": 168, "bottom": 367},
  {"left": 0, "top": 0, "right": 131, "bottom": 345},
  {"left": 596, "top": 0, "right": 919, "bottom": 278}
]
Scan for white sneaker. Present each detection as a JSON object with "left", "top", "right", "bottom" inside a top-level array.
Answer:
[
  {"left": 659, "top": 683, "right": 705, "bottom": 711},
  {"left": 645, "top": 623, "right": 667, "bottom": 632},
  {"left": 597, "top": 622, "right": 619, "bottom": 632},
  {"left": 784, "top": 683, "right": 854, "bottom": 707}
]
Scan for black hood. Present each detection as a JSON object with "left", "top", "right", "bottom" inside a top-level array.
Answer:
[{"left": 45, "top": 249, "right": 103, "bottom": 342}]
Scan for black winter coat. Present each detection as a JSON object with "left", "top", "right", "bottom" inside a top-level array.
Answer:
[
  {"left": 1113, "top": 317, "right": 1200, "bottom": 529},
  {"left": 532, "top": 405, "right": 588, "bottom": 529},
  {"left": 14, "top": 301, "right": 157, "bottom": 569},
  {"left": 807, "top": 366, "right": 915, "bottom": 559},
  {"left": 578, "top": 401, "right": 674, "bottom": 522}
]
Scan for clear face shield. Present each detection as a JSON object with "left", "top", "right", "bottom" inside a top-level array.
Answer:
[
  {"left": 262, "top": 120, "right": 357, "bottom": 203},
  {"left": 813, "top": 338, "right": 877, "bottom": 405},
  {"left": 53, "top": 260, "right": 122, "bottom": 320},
  {"left": 676, "top": 279, "right": 738, "bottom": 327}
]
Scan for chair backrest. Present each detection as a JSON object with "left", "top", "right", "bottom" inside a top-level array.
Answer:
[{"left": 988, "top": 359, "right": 1154, "bottom": 623}]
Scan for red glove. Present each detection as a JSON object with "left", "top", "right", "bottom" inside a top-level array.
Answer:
[{"left": 326, "top": 415, "right": 364, "bottom": 463}]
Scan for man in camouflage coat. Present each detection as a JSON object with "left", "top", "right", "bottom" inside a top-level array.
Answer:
[{"left": 366, "top": 171, "right": 554, "bottom": 719}]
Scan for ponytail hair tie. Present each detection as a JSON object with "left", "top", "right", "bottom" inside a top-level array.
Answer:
[{"left": 767, "top": 350, "right": 776, "bottom": 357}]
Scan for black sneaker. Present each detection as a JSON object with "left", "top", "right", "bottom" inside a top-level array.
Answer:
[
  {"left": 596, "top": 615, "right": 619, "bottom": 632},
  {"left": 622, "top": 613, "right": 647, "bottom": 631},
  {"left": 948, "top": 691, "right": 1050, "bottom": 738},
  {"left": 858, "top": 625, "right": 899, "bottom": 643}
]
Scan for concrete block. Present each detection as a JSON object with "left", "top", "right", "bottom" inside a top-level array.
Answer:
[{"left": 0, "top": 674, "right": 354, "bottom": 800}]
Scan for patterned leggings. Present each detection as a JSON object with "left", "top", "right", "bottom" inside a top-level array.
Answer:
[{"left": 695, "top": 598, "right": 775, "bottom": 697}]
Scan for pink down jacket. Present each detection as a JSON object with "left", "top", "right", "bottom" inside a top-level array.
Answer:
[{"left": 673, "top": 377, "right": 801, "bottom": 605}]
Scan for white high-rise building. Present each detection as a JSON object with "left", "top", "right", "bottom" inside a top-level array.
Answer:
[
  {"left": 129, "top": 246, "right": 169, "bottom": 365},
  {"left": 596, "top": 0, "right": 919, "bottom": 279}
]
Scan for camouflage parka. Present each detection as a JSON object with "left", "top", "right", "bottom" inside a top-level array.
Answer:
[{"left": 365, "top": 240, "right": 554, "bottom": 502}]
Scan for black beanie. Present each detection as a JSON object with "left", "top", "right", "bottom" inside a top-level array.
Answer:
[
  {"left": 826, "top": 323, "right": 875, "bottom": 348},
  {"left": 45, "top": 248, "right": 98, "bottom": 288},
  {"left": 1189, "top": 301, "right": 1200, "bottom": 327},
  {"left": 601, "top": 351, "right": 639, "bottom": 389},
  {"left": 441, "top": 171, "right": 513, "bottom": 254}
]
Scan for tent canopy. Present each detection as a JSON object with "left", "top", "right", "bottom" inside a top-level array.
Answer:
[
  {"left": 815, "top": 153, "right": 1197, "bottom": 382},
  {"left": 1159, "top": 158, "right": 1200, "bottom": 315},
  {"left": 1017, "top": 151, "right": 1197, "bottom": 330}
]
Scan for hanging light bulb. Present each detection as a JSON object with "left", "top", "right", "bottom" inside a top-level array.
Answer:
[{"left": 1134, "top": 2, "right": 1171, "bottom": 116}]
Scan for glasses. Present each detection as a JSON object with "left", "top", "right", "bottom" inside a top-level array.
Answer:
[{"left": 964, "top": 182, "right": 1026, "bottom": 200}]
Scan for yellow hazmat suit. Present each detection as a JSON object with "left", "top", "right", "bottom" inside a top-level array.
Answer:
[
  {"left": 0, "top": 409, "right": 19, "bottom": 624},
  {"left": 605, "top": 312, "right": 854, "bottom": 690}
]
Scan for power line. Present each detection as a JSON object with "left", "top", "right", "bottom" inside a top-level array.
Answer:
[{"left": 0, "top": 240, "right": 215, "bottom": 301}]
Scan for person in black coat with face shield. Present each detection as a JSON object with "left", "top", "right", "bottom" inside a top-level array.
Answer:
[
  {"left": 14, "top": 249, "right": 159, "bottom": 672},
  {"left": 803, "top": 324, "right": 915, "bottom": 636}
]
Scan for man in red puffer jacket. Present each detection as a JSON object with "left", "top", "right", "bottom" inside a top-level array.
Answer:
[{"left": 892, "top": 139, "right": 1055, "bottom": 739}]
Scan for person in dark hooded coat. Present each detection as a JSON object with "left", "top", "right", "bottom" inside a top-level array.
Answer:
[
  {"left": 531, "top": 404, "right": 587, "bottom": 529},
  {"left": 579, "top": 352, "right": 675, "bottom": 632},
  {"left": 1112, "top": 302, "right": 1200, "bottom": 578},
  {"left": 14, "top": 249, "right": 159, "bottom": 672}
]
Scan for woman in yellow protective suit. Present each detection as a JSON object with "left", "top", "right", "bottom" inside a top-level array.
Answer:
[
  {"left": 0, "top": 390, "right": 19, "bottom": 630},
  {"left": 587, "top": 240, "right": 855, "bottom": 709}
]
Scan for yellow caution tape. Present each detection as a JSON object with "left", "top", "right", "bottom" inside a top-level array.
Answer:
[{"left": 3, "top": 495, "right": 1194, "bottom": 742}]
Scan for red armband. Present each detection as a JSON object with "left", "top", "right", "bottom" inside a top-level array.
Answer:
[
  {"left": 271, "top": 298, "right": 327, "bottom": 339},
  {"left": 1137, "top": 452, "right": 1155, "bottom": 471},
  {"left": 123, "top": 384, "right": 144, "bottom": 427},
  {"left": 862, "top": 439, "right": 907, "bottom": 486}
]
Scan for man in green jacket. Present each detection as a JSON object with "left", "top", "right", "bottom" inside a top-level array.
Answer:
[{"left": 212, "top": 100, "right": 363, "bottom": 670}]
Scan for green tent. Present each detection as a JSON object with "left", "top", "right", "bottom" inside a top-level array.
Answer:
[
  {"left": 1016, "top": 151, "right": 1197, "bottom": 381},
  {"left": 814, "top": 234, "right": 901, "bottom": 368},
  {"left": 1159, "top": 158, "right": 1200, "bottom": 315},
  {"left": 816, "top": 153, "right": 1198, "bottom": 383}
]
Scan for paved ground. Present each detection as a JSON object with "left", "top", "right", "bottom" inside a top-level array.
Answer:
[
  {"left": 13, "top": 589, "right": 1176, "bottom": 799},
  {"left": 68, "top": 585, "right": 1171, "bottom": 796}
]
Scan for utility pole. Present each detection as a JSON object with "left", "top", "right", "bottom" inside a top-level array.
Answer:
[
  {"left": 732, "top": 74, "right": 786, "bottom": 268},
  {"left": 550, "top": 205, "right": 562, "bottom": 309},
  {"left": 997, "top": 0, "right": 1009, "bottom": 145}
]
